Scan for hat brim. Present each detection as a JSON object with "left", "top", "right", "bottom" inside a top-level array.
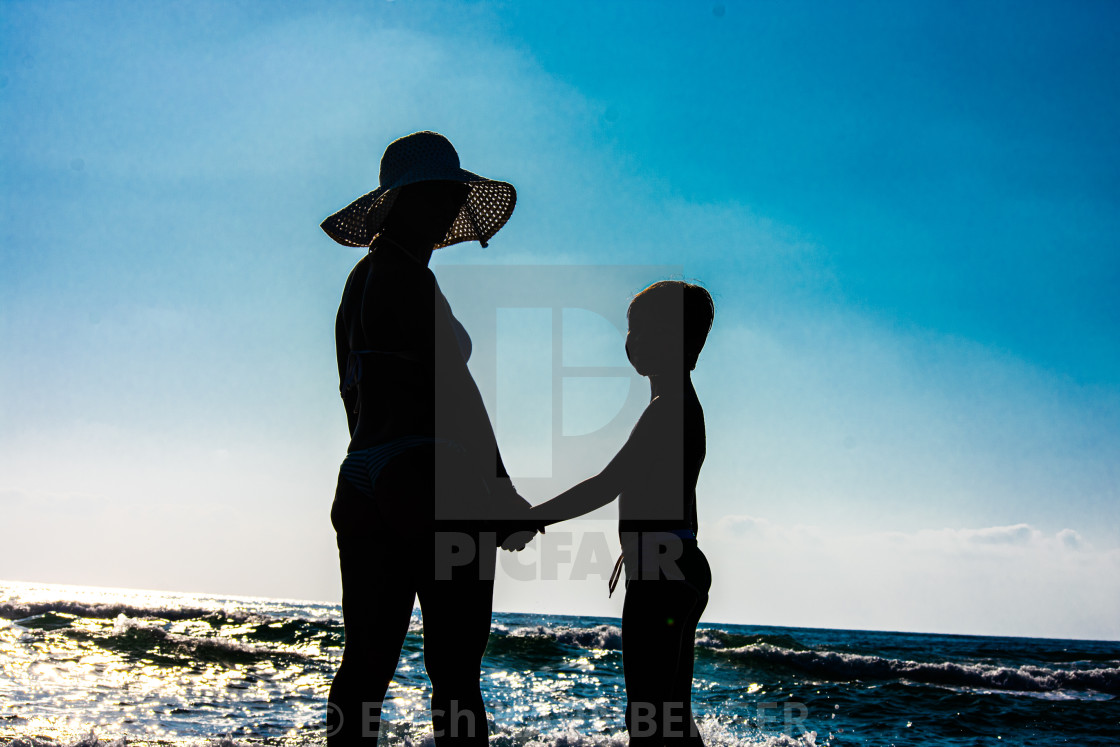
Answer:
[{"left": 321, "top": 169, "right": 516, "bottom": 249}]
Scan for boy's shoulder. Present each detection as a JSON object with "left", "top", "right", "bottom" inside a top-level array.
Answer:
[
  {"left": 635, "top": 394, "right": 684, "bottom": 429},
  {"left": 637, "top": 392, "right": 704, "bottom": 429}
]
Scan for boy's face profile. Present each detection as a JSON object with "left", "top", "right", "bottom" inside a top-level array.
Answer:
[
  {"left": 625, "top": 319, "right": 649, "bottom": 376},
  {"left": 626, "top": 303, "right": 684, "bottom": 377}
]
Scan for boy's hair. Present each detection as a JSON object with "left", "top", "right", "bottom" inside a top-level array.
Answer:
[{"left": 628, "top": 280, "right": 714, "bottom": 370}]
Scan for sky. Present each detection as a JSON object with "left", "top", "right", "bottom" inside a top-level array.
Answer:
[{"left": 2, "top": 0, "right": 1119, "bottom": 640}]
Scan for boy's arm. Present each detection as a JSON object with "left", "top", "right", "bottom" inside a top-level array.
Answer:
[
  {"left": 529, "top": 400, "right": 660, "bottom": 526},
  {"left": 528, "top": 472, "right": 622, "bottom": 526}
]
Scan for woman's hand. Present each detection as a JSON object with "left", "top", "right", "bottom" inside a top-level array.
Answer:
[{"left": 500, "top": 528, "right": 538, "bottom": 552}]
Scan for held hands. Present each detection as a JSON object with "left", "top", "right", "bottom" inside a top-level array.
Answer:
[{"left": 498, "top": 492, "right": 545, "bottom": 552}]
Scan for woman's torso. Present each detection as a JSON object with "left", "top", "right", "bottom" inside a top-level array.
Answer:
[{"left": 337, "top": 241, "right": 470, "bottom": 453}]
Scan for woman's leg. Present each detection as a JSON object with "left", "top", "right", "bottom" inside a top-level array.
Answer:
[
  {"left": 328, "top": 476, "right": 418, "bottom": 745},
  {"left": 417, "top": 529, "right": 497, "bottom": 746}
]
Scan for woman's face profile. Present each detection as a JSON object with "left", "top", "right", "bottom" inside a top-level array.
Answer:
[{"left": 384, "top": 180, "right": 471, "bottom": 245}]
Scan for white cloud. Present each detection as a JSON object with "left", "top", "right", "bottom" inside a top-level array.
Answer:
[
  {"left": 694, "top": 313, "right": 1120, "bottom": 548},
  {"left": 951, "top": 523, "right": 1038, "bottom": 545},
  {"left": 701, "top": 515, "right": 1120, "bottom": 640},
  {"left": 1057, "top": 527, "right": 1087, "bottom": 550}
]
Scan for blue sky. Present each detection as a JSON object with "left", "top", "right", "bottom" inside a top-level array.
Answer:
[{"left": 2, "top": 0, "right": 1118, "bottom": 639}]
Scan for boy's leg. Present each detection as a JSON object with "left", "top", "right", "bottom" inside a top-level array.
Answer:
[
  {"left": 623, "top": 580, "right": 700, "bottom": 745},
  {"left": 664, "top": 589, "right": 707, "bottom": 745},
  {"left": 667, "top": 548, "right": 711, "bottom": 745}
]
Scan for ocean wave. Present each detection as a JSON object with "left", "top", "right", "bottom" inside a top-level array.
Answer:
[
  {"left": 54, "top": 615, "right": 317, "bottom": 666},
  {"left": 505, "top": 624, "right": 623, "bottom": 651},
  {"left": 488, "top": 722, "right": 818, "bottom": 747},
  {"left": 113, "top": 615, "right": 294, "bottom": 662},
  {"left": 2, "top": 599, "right": 347, "bottom": 652},
  {"left": 237, "top": 616, "right": 343, "bottom": 647},
  {"left": 723, "top": 642, "right": 1120, "bottom": 694},
  {"left": 4, "top": 734, "right": 246, "bottom": 747},
  {"left": 2, "top": 721, "right": 823, "bottom": 747},
  {"left": 695, "top": 629, "right": 806, "bottom": 651},
  {"left": 4, "top": 732, "right": 129, "bottom": 747},
  {"left": 0, "top": 600, "right": 256, "bottom": 625},
  {"left": 495, "top": 624, "right": 811, "bottom": 659}
]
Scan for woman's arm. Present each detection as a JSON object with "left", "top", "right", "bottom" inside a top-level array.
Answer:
[
  {"left": 440, "top": 338, "right": 532, "bottom": 520},
  {"left": 336, "top": 271, "right": 359, "bottom": 437},
  {"left": 430, "top": 283, "right": 527, "bottom": 506}
]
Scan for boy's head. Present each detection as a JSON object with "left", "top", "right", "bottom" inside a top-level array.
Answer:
[{"left": 626, "top": 281, "right": 714, "bottom": 375}]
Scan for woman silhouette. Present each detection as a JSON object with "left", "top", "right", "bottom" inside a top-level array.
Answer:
[{"left": 321, "top": 131, "right": 532, "bottom": 745}]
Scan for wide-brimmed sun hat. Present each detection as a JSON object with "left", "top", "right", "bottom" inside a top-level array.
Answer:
[{"left": 320, "top": 131, "right": 516, "bottom": 249}]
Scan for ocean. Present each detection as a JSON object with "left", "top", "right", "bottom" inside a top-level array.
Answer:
[{"left": 1, "top": 580, "right": 1117, "bottom": 746}]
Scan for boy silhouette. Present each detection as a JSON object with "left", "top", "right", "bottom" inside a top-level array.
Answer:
[{"left": 527, "top": 280, "right": 715, "bottom": 745}]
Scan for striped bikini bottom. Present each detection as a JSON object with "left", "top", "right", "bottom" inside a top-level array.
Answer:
[{"left": 338, "top": 436, "right": 457, "bottom": 498}]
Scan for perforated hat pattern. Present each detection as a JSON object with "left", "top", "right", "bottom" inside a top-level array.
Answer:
[{"left": 321, "top": 131, "right": 516, "bottom": 249}]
